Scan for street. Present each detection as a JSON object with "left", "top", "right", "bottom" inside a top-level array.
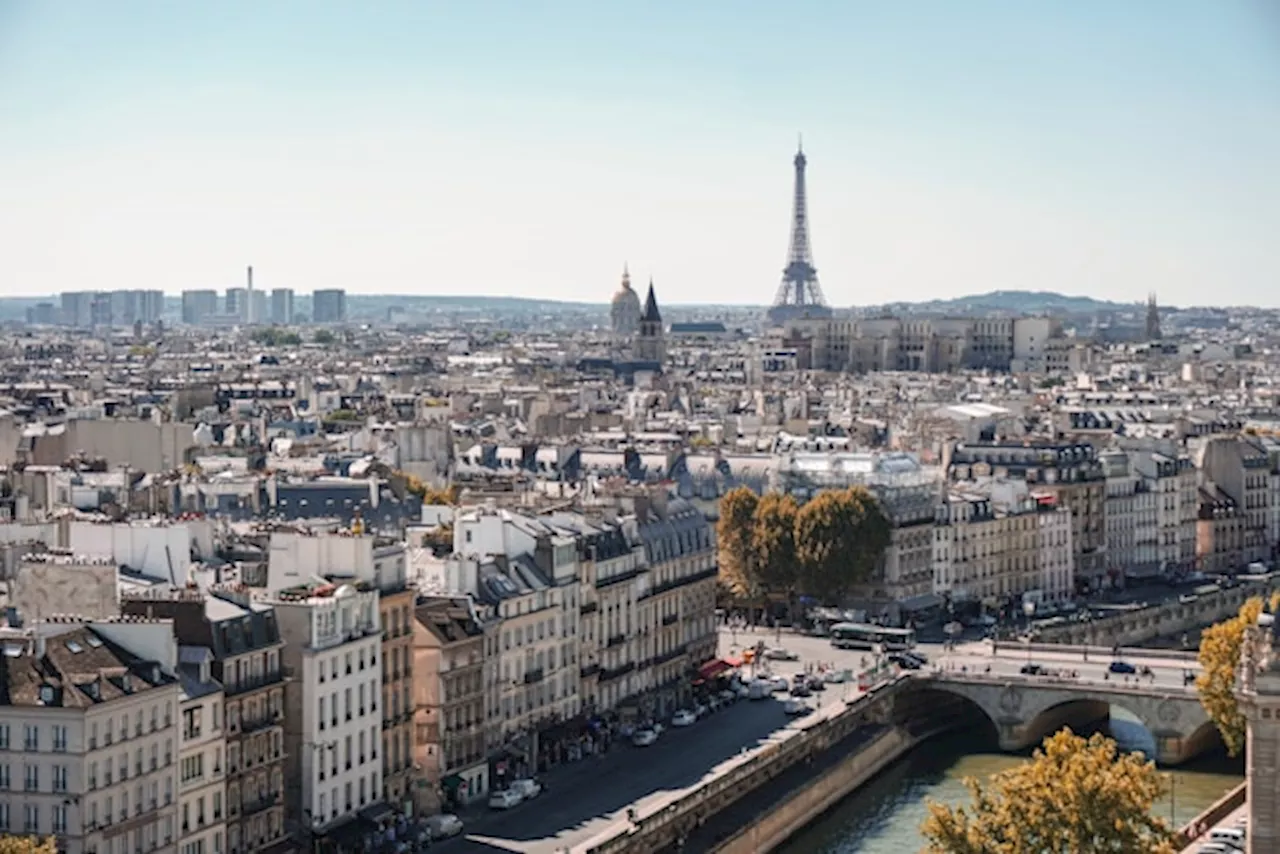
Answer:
[
  {"left": 431, "top": 628, "right": 1200, "bottom": 852},
  {"left": 433, "top": 694, "right": 824, "bottom": 853}
]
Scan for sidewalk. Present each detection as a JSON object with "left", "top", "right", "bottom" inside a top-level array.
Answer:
[{"left": 452, "top": 738, "right": 627, "bottom": 823}]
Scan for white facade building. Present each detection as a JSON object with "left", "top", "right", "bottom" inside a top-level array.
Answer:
[
  {"left": 270, "top": 583, "right": 383, "bottom": 843},
  {"left": 1035, "top": 498, "right": 1075, "bottom": 603},
  {"left": 176, "top": 650, "right": 227, "bottom": 854}
]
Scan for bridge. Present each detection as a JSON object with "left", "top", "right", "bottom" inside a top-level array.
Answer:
[{"left": 900, "top": 670, "right": 1218, "bottom": 765}]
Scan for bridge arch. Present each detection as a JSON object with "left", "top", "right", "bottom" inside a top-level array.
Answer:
[{"left": 911, "top": 677, "right": 1217, "bottom": 766}]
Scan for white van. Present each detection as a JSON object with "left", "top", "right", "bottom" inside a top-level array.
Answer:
[{"left": 1209, "top": 826, "right": 1245, "bottom": 847}]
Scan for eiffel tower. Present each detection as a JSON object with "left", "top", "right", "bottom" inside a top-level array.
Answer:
[{"left": 767, "top": 140, "right": 832, "bottom": 326}]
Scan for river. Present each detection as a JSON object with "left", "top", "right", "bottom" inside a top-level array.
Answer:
[{"left": 775, "top": 707, "right": 1244, "bottom": 853}]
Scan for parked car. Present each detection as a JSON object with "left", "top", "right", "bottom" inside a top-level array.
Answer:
[
  {"left": 1109, "top": 661, "right": 1137, "bottom": 675},
  {"left": 671, "top": 709, "right": 697, "bottom": 727},
  {"left": 747, "top": 680, "right": 772, "bottom": 700},
  {"left": 791, "top": 682, "right": 812, "bottom": 698},
  {"left": 807, "top": 676, "right": 827, "bottom": 691},
  {"left": 693, "top": 702, "right": 709, "bottom": 718},
  {"left": 488, "top": 789, "right": 523, "bottom": 810},
  {"left": 1020, "top": 663, "right": 1046, "bottom": 676},
  {"left": 889, "top": 653, "right": 922, "bottom": 670},
  {"left": 764, "top": 647, "right": 799, "bottom": 661},
  {"left": 423, "top": 814, "right": 464, "bottom": 840},
  {"left": 510, "top": 778, "right": 542, "bottom": 800},
  {"left": 769, "top": 676, "right": 790, "bottom": 692},
  {"left": 632, "top": 729, "right": 658, "bottom": 747},
  {"left": 782, "top": 698, "right": 811, "bottom": 716}
]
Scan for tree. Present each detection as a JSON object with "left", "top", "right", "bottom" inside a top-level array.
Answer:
[
  {"left": 312, "top": 329, "right": 336, "bottom": 345},
  {"left": 1196, "top": 591, "right": 1280, "bottom": 756},
  {"left": 0, "top": 837, "right": 58, "bottom": 854},
  {"left": 716, "top": 487, "right": 759, "bottom": 597},
  {"left": 921, "top": 729, "right": 1176, "bottom": 854},
  {"left": 752, "top": 493, "right": 800, "bottom": 605},
  {"left": 793, "top": 486, "right": 891, "bottom": 604}
]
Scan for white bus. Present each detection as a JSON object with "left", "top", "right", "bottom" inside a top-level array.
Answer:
[{"left": 829, "top": 622, "right": 916, "bottom": 652}]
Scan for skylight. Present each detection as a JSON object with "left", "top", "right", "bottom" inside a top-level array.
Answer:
[{"left": 65, "top": 640, "right": 84, "bottom": 654}]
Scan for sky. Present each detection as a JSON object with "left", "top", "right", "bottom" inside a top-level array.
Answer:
[{"left": 1, "top": 1, "right": 1278, "bottom": 308}]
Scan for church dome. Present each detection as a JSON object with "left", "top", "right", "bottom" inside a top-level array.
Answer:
[{"left": 611, "top": 266, "right": 642, "bottom": 337}]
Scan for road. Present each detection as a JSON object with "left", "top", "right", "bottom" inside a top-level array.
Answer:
[
  {"left": 434, "top": 628, "right": 1199, "bottom": 852},
  {"left": 724, "top": 628, "right": 1200, "bottom": 693},
  {"left": 434, "top": 692, "right": 846, "bottom": 853}
]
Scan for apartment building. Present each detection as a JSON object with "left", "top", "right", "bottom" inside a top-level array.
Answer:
[
  {"left": 1130, "top": 449, "right": 1199, "bottom": 573},
  {"left": 266, "top": 529, "right": 415, "bottom": 815},
  {"left": 1198, "top": 436, "right": 1272, "bottom": 566},
  {"left": 545, "top": 513, "right": 646, "bottom": 714},
  {"left": 931, "top": 481, "right": 1059, "bottom": 614},
  {"left": 121, "top": 589, "right": 288, "bottom": 854},
  {"left": 948, "top": 442, "right": 1107, "bottom": 593},
  {"left": 451, "top": 506, "right": 582, "bottom": 772},
  {"left": 176, "top": 651, "right": 226, "bottom": 854},
  {"left": 629, "top": 493, "right": 718, "bottom": 715},
  {"left": 412, "top": 596, "right": 487, "bottom": 813},
  {"left": 0, "top": 621, "right": 182, "bottom": 854},
  {"left": 1102, "top": 450, "right": 1160, "bottom": 581},
  {"left": 269, "top": 580, "right": 387, "bottom": 852}
]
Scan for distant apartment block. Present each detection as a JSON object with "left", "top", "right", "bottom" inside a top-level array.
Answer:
[
  {"left": 59, "top": 290, "right": 164, "bottom": 328},
  {"left": 181, "top": 290, "right": 220, "bottom": 326},
  {"left": 312, "top": 289, "right": 347, "bottom": 324},
  {"left": 270, "top": 289, "right": 295, "bottom": 325}
]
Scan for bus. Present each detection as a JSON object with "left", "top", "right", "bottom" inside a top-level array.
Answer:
[{"left": 829, "top": 622, "right": 916, "bottom": 652}]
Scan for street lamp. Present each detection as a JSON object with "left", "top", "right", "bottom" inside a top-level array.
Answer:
[{"left": 1022, "top": 600, "right": 1036, "bottom": 663}]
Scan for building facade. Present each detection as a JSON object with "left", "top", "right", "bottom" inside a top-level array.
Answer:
[{"left": 0, "top": 621, "right": 182, "bottom": 854}]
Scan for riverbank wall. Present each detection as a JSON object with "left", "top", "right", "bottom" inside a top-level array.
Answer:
[
  {"left": 573, "top": 679, "right": 907, "bottom": 854},
  {"left": 1038, "top": 579, "right": 1280, "bottom": 647},
  {"left": 707, "top": 725, "right": 935, "bottom": 854},
  {"left": 1174, "top": 781, "right": 1247, "bottom": 850}
]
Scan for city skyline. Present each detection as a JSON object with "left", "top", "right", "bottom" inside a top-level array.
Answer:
[{"left": 1, "top": 1, "right": 1277, "bottom": 306}]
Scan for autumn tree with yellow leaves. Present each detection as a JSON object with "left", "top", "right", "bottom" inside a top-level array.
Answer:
[
  {"left": 0, "top": 837, "right": 57, "bottom": 854},
  {"left": 921, "top": 729, "right": 1176, "bottom": 854},
  {"left": 716, "top": 486, "right": 759, "bottom": 597},
  {"left": 1196, "top": 590, "right": 1280, "bottom": 756},
  {"left": 752, "top": 492, "right": 801, "bottom": 606},
  {"left": 793, "top": 486, "right": 891, "bottom": 604}
]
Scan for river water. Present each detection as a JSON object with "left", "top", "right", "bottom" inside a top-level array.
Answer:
[{"left": 776, "top": 707, "right": 1244, "bottom": 854}]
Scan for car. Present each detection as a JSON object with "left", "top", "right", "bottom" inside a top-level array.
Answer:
[
  {"left": 782, "top": 698, "right": 811, "bottom": 716},
  {"left": 651, "top": 721, "right": 665, "bottom": 736},
  {"left": 769, "top": 676, "right": 790, "bottom": 692},
  {"left": 509, "top": 778, "right": 542, "bottom": 799},
  {"left": 791, "top": 682, "right": 812, "bottom": 698},
  {"left": 671, "top": 709, "right": 697, "bottom": 727},
  {"left": 890, "top": 653, "right": 922, "bottom": 670},
  {"left": 747, "top": 680, "right": 772, "bottom": 700},
  {"left": 1109, "top": 660, "right": 1137, "bottom": 675},
  {"left": 1020, "top": 663, "right": 1046, "bottom": 676},
  {"left": 764, "top": 647, "right": 800, "bottom": 661},
  {"left": 807, "top": 676, "right": 827, "bottom": 691},
  {"left": 718, "top": 688, "right": 737, "bottom": 702},
  {"left": 488, "top": 789, "right": 523, "bottom": 810},
  {"left": 693, "top": 702, "right": 709, "bottom": 718},
  {"left": 632, "top": 728, "right": 658, "bottom": 747},
  {"left": 423, "top": 814, "right": 464, "bottom": 840}
]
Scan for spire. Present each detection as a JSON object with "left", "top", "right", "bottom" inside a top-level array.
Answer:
[
  {"left": 642, "top": 278, "right": 662, "bottom": 324},
  {"left": 621, "top": 263, "right": 632, "bottom": 290}
]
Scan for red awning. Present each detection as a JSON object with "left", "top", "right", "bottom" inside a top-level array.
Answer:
[
  {"left": 724, "top": 656, "right": 743, "bottom": 668},
  {"left": 698, "top": 659, "right": 733, "bottom": 680}
]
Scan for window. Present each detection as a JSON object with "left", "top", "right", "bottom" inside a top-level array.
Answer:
[
  {"left": 318, "top": 697, "right": 326, "bottom": 731},
  {"left": 0, "top": 765, "right": 9, "bottom": 790},
  {"left": 22, "top": 725, "right": 37, "bottom": 751},
  {"left": 52, "top": 765, "right": 67, "bottom": 793},
  {"left": 52, "top": 725, "right": 67, "bottom": 752},
  {"left": 184, "top": 708, "right": 203, "bottom": 740},
  {"left": 23, "top": 764, "right": 37, "bottom": 792},
  {"left": 22, "top": 804, "right": 36, "bottom": 833}
]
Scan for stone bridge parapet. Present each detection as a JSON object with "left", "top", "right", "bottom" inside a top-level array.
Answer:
[{"left": 910, "top": 672, "right": 1218, "bottom": 765}]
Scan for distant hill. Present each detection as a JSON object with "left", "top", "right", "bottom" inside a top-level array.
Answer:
[{"left": 864, "top": 290, "right": 1133, "bottom": 316}]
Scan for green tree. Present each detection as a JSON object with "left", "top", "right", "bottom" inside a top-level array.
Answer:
[
  {"left": 1196, "top": 591, "right": 1280, "bottom": 756},
  {"left": 0, "top": 837, "right": 58, "bottom": 854},
  {"left": 716, "top": 487, "right": 759, "bottom": 597},
  {"left": 793, "top": 486, "right": 891, "bottom": 604},
  {"left": 313, "top": 329, "right": 336, "bottom": 345},
  {"left": 921, "top": 729, "right": 1176, "bottom": 854},
  {"left": 753, "top": 492, "right": 800, "bottom": 605}
]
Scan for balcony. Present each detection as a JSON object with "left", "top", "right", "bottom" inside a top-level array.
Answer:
[
  {"left": 653, "top": 644, "right": 688, "bottom": 667},
  {"left": 606, "top": 634, "right": 626, "bottom": 648},
  {"left": 661, "top": 613, "right": 679, "bottom": 627},
  {"left": 240, "top": 712, "right": 282, "bottom": 734},
  {"left": 648, "top": 567, "right": 718, "bottom": 598},
  {"left": 598, "top": 661, "right": 635, "bottom": 683},
  {"left": 579, "top": 663, "right": 600, "bottom": 679},
  {"left": 226, "top": 671, "right": 284, "bottom": 698},
  {"left": 242, "top": 792, "right": 279, "bottom": 817},
  {"left": 579, "top": 601, "right": 599, "bottom": 616},
  {"left": 523, "top": 668, "right": 545, "bottom": 684}
]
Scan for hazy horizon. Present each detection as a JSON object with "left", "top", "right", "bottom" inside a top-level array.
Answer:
[{"left": 2, "top": 2, "right": 1277, "bottom": 307}]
